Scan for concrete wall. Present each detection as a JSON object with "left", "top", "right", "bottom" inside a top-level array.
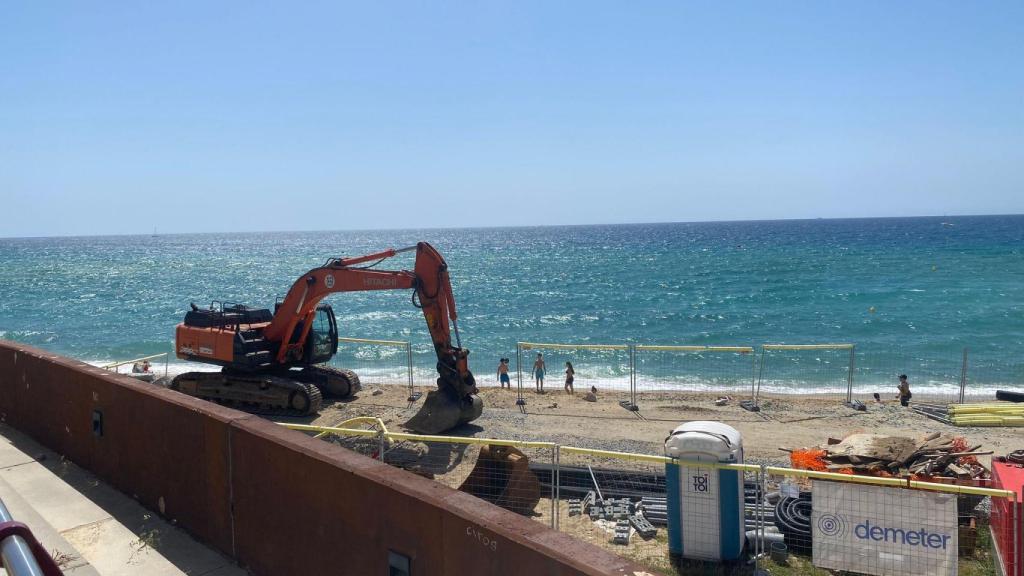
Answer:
[{"left": 0, "top": 341, "right": 649, "bottom": 576}]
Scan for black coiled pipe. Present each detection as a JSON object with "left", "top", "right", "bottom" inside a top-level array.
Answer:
[{"left": 774, "top": 492, "right": 813, "bottom": 554}]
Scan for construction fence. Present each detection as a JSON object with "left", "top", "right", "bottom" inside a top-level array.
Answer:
[
  {"left": 279, "top": 421, "right": 1022, "bottom": 576},
  {"left": 330, "top": 337, "right": 415, "bottom": 397},
  {"left": 511, "top": 341, "right": 1018, "bottom": 411},
  {"left": 329, "top": 336, "right": 1020, "bottom": 410}
]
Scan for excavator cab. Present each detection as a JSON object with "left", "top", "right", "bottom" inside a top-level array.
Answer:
[{"left": 303, "top": 304, "right": 338, "bottom": 365}]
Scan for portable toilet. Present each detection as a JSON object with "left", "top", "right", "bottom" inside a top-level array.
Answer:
[{"left": 664, "top": 421, "right": 745, "bottom": 562}]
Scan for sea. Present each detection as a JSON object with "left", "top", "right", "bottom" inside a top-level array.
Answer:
[{"left": 1, "top": 216, "right": 1022, "bottom": 396}]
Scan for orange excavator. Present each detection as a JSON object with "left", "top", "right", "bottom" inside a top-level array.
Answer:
[{"left": 172, "top": 242, "right": 482, "bottom": 433}]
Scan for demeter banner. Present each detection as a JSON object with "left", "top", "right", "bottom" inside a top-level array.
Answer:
[{"left": 812, "top": 481, "right": 957, "bottom": 576}]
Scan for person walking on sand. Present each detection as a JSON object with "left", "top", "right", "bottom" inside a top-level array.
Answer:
[
  {"left": 897, "top": 374, "right": 912, "bottom": 407},
  {"left": 497, "top": 358, "right": 511, "bottom": 389},
  {"left": 564, "top": 361, "right": 575, "bottom": 395},
  {"left": 533, "top": 352, "right": 546, "bottom": 393}
]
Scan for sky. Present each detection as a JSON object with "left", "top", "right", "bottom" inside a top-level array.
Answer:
[{"left": 1, "top": 2, "right": 1022, "bottom": 237}]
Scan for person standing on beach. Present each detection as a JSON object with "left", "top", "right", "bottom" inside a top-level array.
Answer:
[
  {"left": 897, "top": 374, "right": 912, "bottom": 407},
  {"left": 533, "top": 352, "right": 546, "bottom": 393},
  {"left": 497, "top": 358, "right": 511, "bottom": 389},
  {"left": 564, "top": 361, "right": 575, "bottom": 395}
]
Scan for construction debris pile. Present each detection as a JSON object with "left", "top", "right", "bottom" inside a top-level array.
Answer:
[
  {"left": 789, "top": 432, "right": 990, "bottom": 481},
  {"left": 566, "top": 492, "right": 657, "bottom": 546}
]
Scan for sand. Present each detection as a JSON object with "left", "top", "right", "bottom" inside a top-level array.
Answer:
[{"left": 284, "top": 384, "right": 1021, "bottom": 469}]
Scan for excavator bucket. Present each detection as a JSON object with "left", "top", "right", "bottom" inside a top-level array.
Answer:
[
  {"left": 458, "top": 445, "right": 541, "bottom": 516},
  {"left": 404, "top": 387, "right": 482, "bottom": 434}
]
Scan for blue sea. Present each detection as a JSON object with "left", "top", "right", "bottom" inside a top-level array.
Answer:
[{"left": 1, "top": 216, "right": 1022, "bottom": 396}]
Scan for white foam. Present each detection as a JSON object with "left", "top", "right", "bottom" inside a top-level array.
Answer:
[
  {"left": 85, "top": 360, "right": 218, "bottom": 379},
  {"left": 79, "top": 360, "right": 1021, "bottom": 397}
]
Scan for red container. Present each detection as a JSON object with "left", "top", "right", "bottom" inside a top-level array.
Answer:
[{"left": 992, "top": 461, "right": 1024, "bottom": 576}]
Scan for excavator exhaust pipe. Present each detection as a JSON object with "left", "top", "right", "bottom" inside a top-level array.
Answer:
[{"left": 404, "top": 384, "right": 482, "bottom": 434}]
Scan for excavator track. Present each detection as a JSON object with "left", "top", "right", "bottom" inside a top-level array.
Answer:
[
  {"left": 293, "top": 365, "right": 361, "bottom": 398},
  {"left": 171, "top": 370, "right": 323, "bottom": 417}
]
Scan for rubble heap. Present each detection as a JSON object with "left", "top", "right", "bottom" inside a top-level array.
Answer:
[{"left": 790, "top": 432, "right": 990, "bottom": 480}]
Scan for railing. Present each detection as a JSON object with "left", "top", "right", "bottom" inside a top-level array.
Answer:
[
  {"left": 0, "top": 497, "right": 62, "bottom": 576},
  {"left": 102, "top": 352, "right": 169, "bottom": 378}
]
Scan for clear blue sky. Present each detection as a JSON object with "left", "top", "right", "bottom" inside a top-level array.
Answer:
[{"left": 2, "top": 2, "right": 1022, "bottom": 237}]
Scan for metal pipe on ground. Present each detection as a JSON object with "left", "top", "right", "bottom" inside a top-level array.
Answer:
[{"left": 746, "top": 530, "right": 785, "bottom": 547}]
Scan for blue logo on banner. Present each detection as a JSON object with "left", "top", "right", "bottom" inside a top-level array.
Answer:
[
  {"left": 853, "top": 520, "right": 951, "bottom": 550},
  {"left": 817, "top": 513, "right": 846, "bottom": 537}
]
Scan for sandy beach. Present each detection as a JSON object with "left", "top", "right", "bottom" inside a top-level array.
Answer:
[{"left": 285, "top": 383, "right": 1022, "bottom": 469}]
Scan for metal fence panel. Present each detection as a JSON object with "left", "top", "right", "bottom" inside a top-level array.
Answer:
[
  {"left": 331, "top": 337, "right": 413, "bottom": 396},
  {"left": 516, "top": 342, "right": 633, "bottom": 409},
  {"left": 554, "top": 447, "right": 762, "bottom": 575},
  {"left": 633, "top": 346, "right": 756, "bottom": 412},
  {"left": 756, "top": 344, "right": 855, "bottom": 405},
  {"left": 760, "top": 467, "right": 1014, "bottom": 576},
  {"left": 964, "top": 348, "right": 1024, "bottom": 404},
  {"left": 382, "top": 434, "right": 556, "bottom": 528},
  {"left": 853, "top": 344, "right": 966, "bottom": 406},
  {"left": 279, "top": 420, "right": 1021, "bottom": 576}
]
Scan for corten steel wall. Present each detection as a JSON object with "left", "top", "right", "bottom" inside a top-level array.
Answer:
[{"left": 0, "top": 341, "right": 648, "bottom": 576}]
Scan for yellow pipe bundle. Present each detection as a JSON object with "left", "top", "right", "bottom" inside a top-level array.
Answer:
[
  {"left": 949, "top": 403, "right": 1024, "bottom": 414},
  {"left": 948, "top": 402, "right": 1024, "bottom": 426},
  {"left": 950, "top": 416, "right": 1024, "bottom": 427}
]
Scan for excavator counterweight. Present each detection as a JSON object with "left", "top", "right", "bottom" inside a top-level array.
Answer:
[{"left": 172, "top": 242, "right": 482, "bottom": 433}]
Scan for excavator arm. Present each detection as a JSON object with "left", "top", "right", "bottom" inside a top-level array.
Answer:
[{"left": 262, "top": 242, "right": 480, "bottom": 430}]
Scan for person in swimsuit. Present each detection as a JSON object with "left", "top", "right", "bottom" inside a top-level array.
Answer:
[
  {"left": 564, "top": 361, "right": 575, "bottom": 395},
  {"left": 497, "top": 358, "right": 511, "bottom": 389},
  {"left": 533, "top": 352, "right": 546, "bottom": 393},
  {"left": 897, "top": 374, "right": 912, "bottom": 407}
]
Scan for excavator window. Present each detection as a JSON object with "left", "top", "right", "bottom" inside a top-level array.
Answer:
[{"left": 306, "top": 305, "right": 338, "bottom": 364}]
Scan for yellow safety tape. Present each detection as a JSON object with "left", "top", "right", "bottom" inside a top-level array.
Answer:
[
  {"left": 332, "top": 416, "right": 390, "bottom": 435},
  {"left": 384, "top": 432, "right": 556, "bottom": 449},
  {"left": 337, "top": 337, "right": 408, "bottom": 346},
  {"left": 762, "top": 344, "right": 854, "bottom": 351},
  {"left": 906, "top": 480, "right": 1015, "bottom": 498},
  {"left": 277, "top": 423, "right": 379, "bottom": 438},
  {"left": 765, "top": 467, "right": 1016, "bottom": 498},
  {"left": 274, "top": 422, "right": 1021, "bottom": 500},
  {"left": 634, "top": 345, "right": 755, "bottom": 353},
  {"left": 560, "top": 446, "right": 759, "bottom": 472},
  {"left": 560, "top": 446, "right": 671, "bottom": 465},
  {"left": 519, "top": 342, "right": 629, "bottom": 351},
  {"left": 764, "top": 467, "right": 907, "bottom": 487}
]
